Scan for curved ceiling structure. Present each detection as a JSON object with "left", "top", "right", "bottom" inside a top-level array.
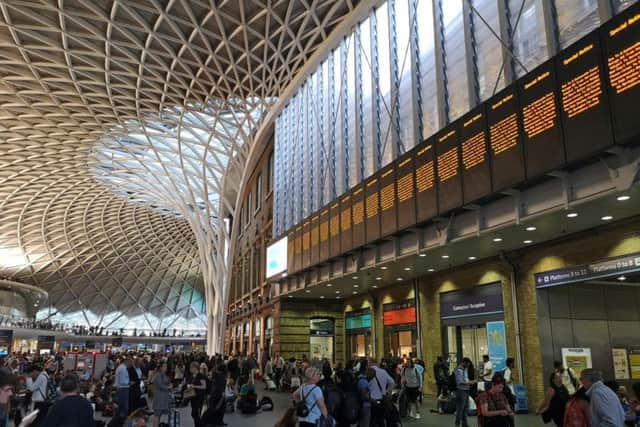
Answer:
[{"left": 0, "top": 0, "right": 358, "bottom": 349}]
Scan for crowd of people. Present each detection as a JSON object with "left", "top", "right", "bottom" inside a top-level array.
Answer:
[{"left": 0, "top": 349, "right": 639, "bottom": 427}]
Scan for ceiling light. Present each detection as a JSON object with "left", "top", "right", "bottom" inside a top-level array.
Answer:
[
  {"left": 353, "top": 284, "right": 359, "bottom": 288},
  {"left": 493, "top": 237, "right": 503, "bottom": 242},
  {"left": 335, "top": 290, "right": 341, "bottom": 294},
  {"left": 396, "top": 277, "right": 403, "bottom": 281},
  {"left": 442, "top": 254, "right": 449, "bottom": 259},
  {"left": 352, "top": 291, "right": 358, "bottom": 294},
  {"left": 372, "top": 285, "right": 378, "bottom": 288},
  {"left": 305, "top": 290, "right": 311, "bottom": 293},
  {"left": 418, "top": 253, "right": 426, "bottom": 257},
  {"left": 404, "top": 267, "right": 412, "bottom": 271},
  {"left": 375, "top": 277, "right": 382, "bottom": 281},
  {"left": 336, "top": 296, "right": 341, "bottom": 299},
  {"left": 380, "top": 266, "right": 388, "bottom": 270},
  {"left": 523, "top": 240, "right": 533, "bottom": 244},
  {"left": 320, "top": 296, "right": 325, "bottom": 299},
  {"left": 468, "top": 256, "right": 476, "bottom": 260},
  {"left": 428, "top": 268, "right": 435, "bottom": 272},
  {"left": 525, "top": 226, "right": 536, "bottom": 231},
  {"left": 618, "top": 275, "right": 626, "bottom": 281},
  {"left": 326, "top": 283, "right": 332, "bottom": 287},
  {"left": 566, "top": 212, "right": 578, "bottom": 218},
  {"left": 287, "top": 295, "right": 293, "bottom": 298},
  {"left": 601, "top": 215, "right": 613, "bottom": 221},
  {"left": 352, "top": 276, "right": 358, "bottom": 280},
  {"left": 617, "top": 195, "right": 630, "bottom": 201},
  {"left": 281, "top": 273, "right": 287, "bottom": 278}
]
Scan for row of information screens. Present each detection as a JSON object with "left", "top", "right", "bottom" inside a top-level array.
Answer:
[{"left": 284, "top": 5, "right": 640, "bottom": 275}]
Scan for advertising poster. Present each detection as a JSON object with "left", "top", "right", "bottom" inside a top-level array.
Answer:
[
  {"left": 0, "top": 330, "right": 13, "bottom": 356},
  {"left": 629, "top": 351, "right": 640, "bottom": 380},
  {"left": 562, "top": 348, "right": 592, "bottom": 378},
  {"left": 612, "top": 348, "right": 630, "bottom": 380},
  {"left": 487, "top": 321, "right": 507, "bottom": 372}
]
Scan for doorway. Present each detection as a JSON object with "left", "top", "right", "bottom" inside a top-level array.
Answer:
[
  {"left": 445, "top": 325, "right": 489, "bottom": 370},
  {"left": 386, "top": 329, "right": 416, "bottom": 358},
  {"left": 348, "top": 333, "right": 371, "bottom": 357}
]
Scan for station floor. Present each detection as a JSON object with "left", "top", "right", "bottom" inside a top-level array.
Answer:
[{"left": 172, "top": 390, "right": 546, "bottom": 427}]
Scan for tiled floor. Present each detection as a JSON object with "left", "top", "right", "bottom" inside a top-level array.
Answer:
[{"left": 169, "top": 390, "right": 547, "bottom": 427}]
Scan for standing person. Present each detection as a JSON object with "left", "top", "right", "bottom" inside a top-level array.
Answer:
[
  {"left": 41, "top": 374, "right": 95, "bottom": 427},
  {"left": 128, "top": 358, "right": 143, "bottom": 412},
  {"left": 563, "top": 387, "right": 590, "bottom": 427},
  {"left": 151, "top": 363, "right": 172, "bottom": 427},
  {"left": 173, "top": 361, "right": 185, "bottom": 388},
  {"left": 356, "top": 360, "right": 371, "bottom": 427},
  {"left": 476, "top": 375, "right": 514, "bottom": 427},
  {"left": 28, "top": 361, "right": 55, "bottom": 427},
  {"left": 203, "top": 364, "right": 227, "bottom": 427},
  {"left": 554, "top": 361, "right": 577, "bottom": 396},
  {"left": 481, "top": 355, "right": 493, "bottom": 392},
  {"left": 455, "top": 358, "right": 473, "bottom": 427},
  {"left": 433, "top": 356, "right": 449, "bottom": 398},
  {"left": 115, "top": 358, "right": 131, "bottom": 418},
  {"left": 579, "top": 368, "right": 625, "bottom": 427},
  {"left": 292, "top": 367, "right": 328, "bottom": 427},
  {"left": 273, "top": 353, "right": 285, "bottom": 391},
  {"left": 401, "top": 359, "right": 422, "bottom": 419},
  {"left": 537, "top": 372, "right": 570, "bottom": 427},
  {"left": 503, "top": 358, "right": 515, "bottom": 395},
  {"left": 187, "top": 361, "right": 207, "bottom": 426},
  {"left": 367, "top": 362, "right": 395, "bottom": 427},
  {"left": 227, "top": 354, "right": 240, "bottom": 384},
  {"left": 1, "top": 368, "right": 39, "bottom": 427}
]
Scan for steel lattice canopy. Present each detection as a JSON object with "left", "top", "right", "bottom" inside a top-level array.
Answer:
[{"left": 0, "top": 0, "right": 357, "bottom": 334}]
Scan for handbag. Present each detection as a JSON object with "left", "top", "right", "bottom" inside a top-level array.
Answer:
[
  {"left": 541, "top": 408, "right": 552, "bottom": 424},
  {"left": 183, "top": 386, "right": 197, "bottom": 400}
]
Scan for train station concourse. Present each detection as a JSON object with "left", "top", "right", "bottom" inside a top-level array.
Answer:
[{"left": 0, "top": 0, "right": 639, "bottom": 425}]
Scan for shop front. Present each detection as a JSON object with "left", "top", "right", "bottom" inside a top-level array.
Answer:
[
  {"left": 242, "top": 321, "right": 250, "bottom": 355},
  {"left": 440, "top": 282, "right": 505, "bottom": 372},
  {"left": 310, "top": 317, "right": 335, "bottom": 363},
  {"left": 264, "top": 316, "right": 273, "bottom": 358},
  {"left": 383, "top": 300, "right": 417, "bottom": 358},
  {"left": 254, "top": 318, "right": 261, "bottom": 357},
  {"left": 535, "top": 251, "right": 640, "bottom": 387},
  {"left": 345, "top": 309, "right": 372, "bottom": 357}
]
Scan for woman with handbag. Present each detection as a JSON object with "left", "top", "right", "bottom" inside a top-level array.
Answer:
[
  {"left": 537, "top": 372, "right": 569, "bottom": 427},
  {"left": 292, "top": 367, "right": 328, "bottom": 427},
  {"left": 185, "top": 362, "right": 207, "bottom": 427},
  {"left": 476, "top": 375, "right": 514, "bottom": 427}
]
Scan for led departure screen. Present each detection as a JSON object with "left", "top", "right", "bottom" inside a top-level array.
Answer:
[
  {"left": 365, "top": 177, "right": 380, "bottom": 242},
  {"left": 351, "top": 186, "right": 366, "bottom": 248},
  {"left": 396, "top": 152, "right": 417, "bottom": 230},
  {"left": 340, "top": 195, "right": 353, "bottom": 253},
  {"left": 460, "top": 107, "right": 491, "bottom": 203},
  {"left": 557, "top": 33, "right": 613, "bottom": 162},
  {"left": 487, "top": 87, "right": 525, "bottom": 191},
  {"left": 436, "top": 126, "right": 462, "bottom": 213},
  {"left": 380, "top": 165, "right": 397, "bottom": 236},
  {"left": 518, "top": 61, "right": 565, "bottom": 177},
  {"left": 603, "top": 4, "right": 640, "bottom": 145},
  {"left": 415, "top": 140, "right": 438, "bottom": 222}
]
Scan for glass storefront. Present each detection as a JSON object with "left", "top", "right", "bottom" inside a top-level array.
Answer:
[
  {"left": 310, "top": 318, "right": 335, "bottom": 363},
  {"left": 383, "top": 300, "right": 417, "bottom": 358},
  {"left": 346, "top": 309, "right": 372, "bottom": 357}
]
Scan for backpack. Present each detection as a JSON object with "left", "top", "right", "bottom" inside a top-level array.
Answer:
[
  {"left": 340, "top": 391, "right": 361, "bottom": 424},
  {"left": 296, "top": 385, "right": 318, "bottom": 417},
  {"left": 239, "top": 392, "right": 259, "bottom": 414},
  {"left": 36, "top": 373, "right": 57, "bottom": 403},
  {"left": 259, "top": 396, "right": 274, "bottom": 411}
]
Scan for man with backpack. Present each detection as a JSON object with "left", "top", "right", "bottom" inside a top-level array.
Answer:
[
  {"left": 433, "top": 356, "right": 449, "bottom": 398},
  {"left": 27, "top": 360, "right": 57, "bottom": 427}
]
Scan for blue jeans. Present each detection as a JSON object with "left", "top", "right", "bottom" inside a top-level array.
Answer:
[
  {"left": 455, "top": 389, "right": 469, "bottom": 427},
  {"left": 117, "top": 387, "right": 130, "bottom": 418}
]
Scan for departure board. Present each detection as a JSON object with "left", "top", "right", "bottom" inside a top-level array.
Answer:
[
  {"left": 557, "top": 33, "right": 613, "bottom": 163},
  {"left": 396, "top": 151, "right": 417, "bottom": 230},
  {"left": 436, "top": 125, "right": 462, "bottom": 213},
  {"left": 603, "top": 3, "right": 640, "bottom": 145},
  {"left": 319, "top": 209, "right": 329, "bottom": 262},
  {"left": 518, "top": 60, "right": 565, "bottom": 177},
  {"left": 415, "top": 139, "right": 438, "bottom": 223},
  {"left": 302, "top": 221, "right": 310, "bottom": 269},
  {"left": 487, "top": 86, "right": 525, "bottom": 191},
  {"left": 340, "top": 195, "right": 353, "bottom": 253},
  {"left": 460, "top": 107, "right": 491, "bottom": 204},
  {"left": 351, "top": 186, "right": 366, "bottom": 248},
  {"left": 310, "top": 216, "right": 319, "bottom": 266},
  {"left": 380, "top": 165, "right": 397, "bottom": 237},
  {"left": 365, "top": 177, "right": 381, "bottom": 242},
  {"left": 329, "top": 203, "right": 341, "bottom": 259}
]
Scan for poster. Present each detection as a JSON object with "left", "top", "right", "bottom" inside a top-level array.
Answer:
[
  {"left": 562, "top": 348, "right": 592, "bottom": 378},
  {"left": 612, "top": 348, "right": 630, "bottom": 380},
  {"left": 487, "top": 321, "right": 507, "bottom": 372},
  {"left": 0, "top": 330, "right": 13, "bottom": 356},
  {"left": 629, "top": 351, "right": 640, "bottom": 380}
]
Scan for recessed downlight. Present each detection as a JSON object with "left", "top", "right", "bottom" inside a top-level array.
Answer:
[
  {"left": 601, "top": 215, "right": 613, "bottom": 221},
  {"left": 618, "top": 275, "right": 627, "bottom": 281},
  {"left": 493, "top": 237, "right": 503, "bottom": 242},
  {"left": 396, "top": 277, "right": 403, "bottom": 281},
  {"left": 326, "top": 283, "right": 333, "bottom": 287},
  {"left": 353, "top": 284, "right": 359, "bottom": 288},
  {"left": 352, "top": 276, "right": 359, "bottom": 279},
  {"left": 372, "top": 285, "right": 378, "bottom": 288},
  {"left": 418, "top": 253, "right": 427, "bottom": 257},
  {"left": 428, "top": 268, "right": 435, "bottom": 272},
  {"left": 287, "top": 295, "right": 293, "bottom": 298},
  {"left": 352, "top": 291, "right": 358, "bottom": 294},
  {"left": 617, "top": 195, "right": 630, "bottom": 201},
  {"left": 376, "top": 277, "right": 382, "bottom": 281},
  {"left": 468, "top": 256, "right": 477, "bottom": 260},
  {"left": 523, "top": 240, "right": 533, "bottom": 244},
  {"left": 404, "top": 267, "right": 412, "bottom": 271},
  {"left": 442, "top": 254, "right": 449, "bottom": 259},
  {"left": 335, "top": 290, "right": 341, "bottom": 294},
  {"left": 566, "top": 212, "right": 578, "bottom": 218},
  {"left": 336, "top": 296, "right": 341, "bottom": 299},
  {"left": 320, "top": 296, "right": 325, "bottom": 299},
  {"left": 305, "top": 290, "right": 311, "bottom": 293},
  {"left": 380, "top": 266, "right": 388, "bottom": 270},
  {"left": 525, "top": 226, "right": 537, "bottom": 231}
]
